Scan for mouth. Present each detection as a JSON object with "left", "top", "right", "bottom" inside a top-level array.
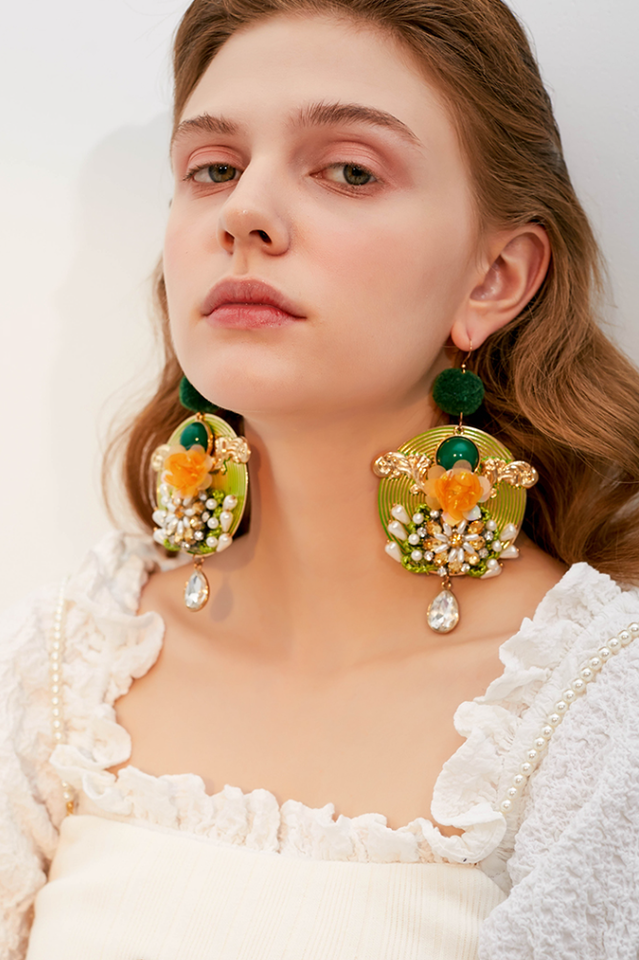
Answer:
[{"left": 200, "top": 278, "right": 307, "bottom": 329}]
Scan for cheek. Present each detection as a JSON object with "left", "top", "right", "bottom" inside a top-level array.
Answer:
[{"left": 309, "top": 195, "right": 475, "bottom": 347}]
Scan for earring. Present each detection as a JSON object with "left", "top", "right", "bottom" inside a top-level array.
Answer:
[
  {"left": 373, "top": 354, "right": 538, "bottom": 634},
  {"left": 151, "top": 377, "right": 251, "bottom": 612}
]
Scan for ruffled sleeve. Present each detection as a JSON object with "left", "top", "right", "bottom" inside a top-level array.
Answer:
[
  {"left": 0, "top": 590, "right": 64, "bottom": 960},
  {"left": 479, "top": 596, "right": 639, "bottom": 960}
]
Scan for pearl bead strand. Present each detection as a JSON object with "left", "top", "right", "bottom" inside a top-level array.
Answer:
[
  {"left": 499, "top": 622, "right": 639, "bottom": 814},
  {"left": 49, "top": 578, "right": 74, "bottom": 816}
]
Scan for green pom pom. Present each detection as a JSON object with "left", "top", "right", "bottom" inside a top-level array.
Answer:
[
  {"left": 179, "top": 376, "right": 219, "bottom": 414},
  {"left": 432, "top": 368, "right": 484, "bottom": 417}
]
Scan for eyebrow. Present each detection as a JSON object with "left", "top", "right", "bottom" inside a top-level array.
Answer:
[
  {"left": 172, "top": 101, "right": 421, "bottom": 151},
  {"left": 171, "top": 113, "right": 240, "bottom": 149},
  {"left": 294, "top": 101, "right": 421, "bottom": 146}
]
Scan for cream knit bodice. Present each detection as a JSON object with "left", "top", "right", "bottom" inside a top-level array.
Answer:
[{"left": 2, "top": 531, "right": 639, "bottom": 959}]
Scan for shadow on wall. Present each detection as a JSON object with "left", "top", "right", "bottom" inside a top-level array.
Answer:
[{"left": 50, "top": 112, "right": 172, "bottom": 552}]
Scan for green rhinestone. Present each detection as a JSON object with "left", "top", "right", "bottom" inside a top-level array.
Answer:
[
  {"left": 180, "top": 422, "right": 210, "bottom": 451},
  {"left": 436, "top": 435, "right": 480, "bottom": 471}
]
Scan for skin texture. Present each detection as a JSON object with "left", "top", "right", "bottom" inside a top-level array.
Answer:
[{"left": 113, "top": 14, "right": 562, "bottom": 833}]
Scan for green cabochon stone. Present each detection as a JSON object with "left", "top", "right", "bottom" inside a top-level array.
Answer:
[
  {"left": 432, "top": 367, "right": 484, "bottom": 417},
  {"left": 436, "top": 435, "right": 480, "bottom": 471},
  {"left": 180, "top": 422, "right": 210, "bottom": 450}
]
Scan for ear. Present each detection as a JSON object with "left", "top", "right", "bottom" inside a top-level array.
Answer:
[{"left": 450, "top": 225, "right": 551, "bottom": 351}]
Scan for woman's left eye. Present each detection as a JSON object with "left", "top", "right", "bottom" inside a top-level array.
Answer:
[
  {"left": 187, "top": 163, "right": 240, "bottom": 184},
  {"left": 323, "top": 163, "right": 376, "bottom": 187}
]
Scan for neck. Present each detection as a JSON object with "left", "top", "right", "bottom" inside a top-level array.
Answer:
[{"left": 205, "top": 395, "right": 446, "bottom": 667}]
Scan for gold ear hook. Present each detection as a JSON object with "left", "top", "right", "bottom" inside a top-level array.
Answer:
[{"left": 458, "top": 342, "right": 474, "bottom": 430}]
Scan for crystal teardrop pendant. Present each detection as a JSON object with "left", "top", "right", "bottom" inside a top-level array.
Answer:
[
  {"left": 427, "top": 586, "right": 460, "bottom": 634},
  {"left": 184, "top": 561, "right": 210, "bottom": 612}
]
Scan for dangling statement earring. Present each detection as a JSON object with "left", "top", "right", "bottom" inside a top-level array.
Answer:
[
  {"left": 151, "top": 377, "right": 251, "bottom": 612},
  {"left": 373, "top": 352, "right": 538, "bottom": 634}
]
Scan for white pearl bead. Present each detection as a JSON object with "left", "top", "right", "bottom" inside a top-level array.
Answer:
[
  {"left": 52, "top": 641, "right": 61, "bottom": 651},
  {"left": 54, "top": 732, "right": 62, "bottom": 741},
  {"left": 220, "top": 510, "right": 234, "bottom": 532},
  {"left": 619, "top": 630, "right": 632, "bottom": 646},
  {"left": 411, "top": 550, "right": 423, "bottom": 562},
  {"left": 205, "top": 498, "right": 216, "bottom": 510},
  {"left": 501, "top": 799, "right": 512, "bottom": 812},
  {"left": 384, "top": 541, "right": 402, "bottom": 563},
  {"left": 499, "top": 544, "right": 520, "bottom": 559},
  {"left": 534, "top": 737, "right": 546, "bottom": 750},
  {"left": 216, "top": 533, "right": 233, "bottom": 553},
  {"left": 580, "top": 667, "right": 594, "bottom": 682},
  {"left": 507, "top": 787, "right": 518, "bottom": 799},
  {"left": 53, "top": 720, "right": 61, "bottom": 730},
  {"left": 387, "top": 520, "right": 408, "bottom": 540},
  {"left": 391, "top": 504, "right": 411, "bottom": 525},
  {"left": 51, "top": 685, "right": 60, "bottom": 695},
  {"left": 206, "top": 536, "right": 219, "bottom": 549},
  {"left": 513, "top": 774, "right": 525, "bottom": 787},
  {"left": 589, "top": 656, "right": 602, "bottom": 671},
  {"left": 51, "top": 674, "right": 60, "bottom": 684},
  {"left": 541, "top": 725, "right": 554, "bottom": 739},
  {"left": 527, "top": 749, "right": 538, "bottom": 761},
  {"left": 548, "top": 713, "right": 561, "bottom": 726},
  {"left": 223, "top": 495, "right": 238, "bottom": 510},
  {"left": 573, "top": 678, "right": 586, "bottom": 693},
  {"left": 629, "top": 622, "right": 639, "bottom": 636},
  {"left": 598, "top": 647, "right": 612, "bottom": 661},
  {"left": 520, "top": 762, "right": 533, "bottom": 775},
  {"left": 408, "top": 533, "right": 420, "bottom": 546},
  {"left": 563, "top": 689, "right": 576, "bottom": 702},
  {"left": 412, "top": 513, "right": 424, "bottom": 524},
  {"left": 608, "top": 637, "right": 621, "bottom": 652},
  {"left": 486, "top": 519, "right": 497, "bottom": 531},
  {"left": 555, "top": 701, "right": 568, "bottom": 713}
]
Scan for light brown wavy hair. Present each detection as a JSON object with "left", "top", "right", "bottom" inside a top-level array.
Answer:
[{"left": 106, "top": 0, "right": 639, "bottom": 583}]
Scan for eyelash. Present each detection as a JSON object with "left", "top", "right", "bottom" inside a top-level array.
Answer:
[{"left": 182, "top": 160, "right": 379, "bottom": 190}]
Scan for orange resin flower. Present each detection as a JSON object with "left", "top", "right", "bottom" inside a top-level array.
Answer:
[
  {"left": 163, "top": 445, "right": 214, "bottom": 498},
  {"left": 423, "top": 461, "right": 492, "bottom": 525}
]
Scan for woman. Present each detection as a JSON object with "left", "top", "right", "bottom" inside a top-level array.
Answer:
[{"left": 3, "top": 0, "right": 639, "bottom": 957}]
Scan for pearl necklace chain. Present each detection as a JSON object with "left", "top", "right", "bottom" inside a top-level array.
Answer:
[
  {"left": 49, "top": 579, "right": 74, "bottom": 816},
  {"left": 499, "top": 621, "right": 639, "bottom": 816}
]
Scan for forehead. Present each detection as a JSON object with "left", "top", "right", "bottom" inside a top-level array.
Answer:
[{"left": 179, "top": 13, "right": 459, "bottom": 150}]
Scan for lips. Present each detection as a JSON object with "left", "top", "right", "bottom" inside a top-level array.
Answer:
[{"left": 200, "top": 279, "right": 306, "bottom": 324}]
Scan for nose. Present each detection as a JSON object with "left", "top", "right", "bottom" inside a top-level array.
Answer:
[{"left": 217, "top": 164, "right": 290, "bottom": 257}]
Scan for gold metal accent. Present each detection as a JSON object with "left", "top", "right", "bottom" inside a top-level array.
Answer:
[
  {"left": 372, "top": 451, "right": 433, "bottom": 495},
  {"left": 151, "top": 444, "right": 171, "bottom": 471},
  {"left": 480, "top": 458, "right": 539, "bottom": 489},
  {"left": 210, "top": 436, "right": 251, "bottom": 473}
]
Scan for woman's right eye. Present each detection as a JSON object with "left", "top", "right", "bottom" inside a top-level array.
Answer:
[{"left": 189, "top": 163, "right": 240, "bottom": 184}]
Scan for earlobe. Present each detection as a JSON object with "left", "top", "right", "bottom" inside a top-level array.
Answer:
[{"left": 451, "top": 225, "right": 551, "bottom": 351}]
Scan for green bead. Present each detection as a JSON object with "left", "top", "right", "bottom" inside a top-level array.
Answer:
[
  {"left": 432, "top": 367, "right": 484, "bottom": 417},
  {"left": 180, "top": 422, "right": 210, "bottom": 450},
  {"left": 436, "top": 435, "right": 480, "bottom": 471}
]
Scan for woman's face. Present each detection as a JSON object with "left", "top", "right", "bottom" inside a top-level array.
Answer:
[{"left": 165, "top": 14, "right": 480, "bottom": 422}]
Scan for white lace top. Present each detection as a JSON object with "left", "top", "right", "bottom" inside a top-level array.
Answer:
[{"left": 2, "top": 531, "right": 639, "bottom": 959}]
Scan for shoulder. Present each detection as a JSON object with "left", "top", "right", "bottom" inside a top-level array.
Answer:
[{"left": 479, "top": 568, "right": 639, "bottom": 959}]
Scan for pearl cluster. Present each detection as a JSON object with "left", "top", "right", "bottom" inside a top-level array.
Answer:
[
  {"left": 49, "top": 579, "right": 74, "bottom": 816},
  {"left": 499, "top": 622, "right": 639, "bottom": 815}
]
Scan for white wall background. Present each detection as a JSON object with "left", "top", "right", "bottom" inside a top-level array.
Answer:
[{"left": 1, "top": 0, "right": 638, "bottom": 610}]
